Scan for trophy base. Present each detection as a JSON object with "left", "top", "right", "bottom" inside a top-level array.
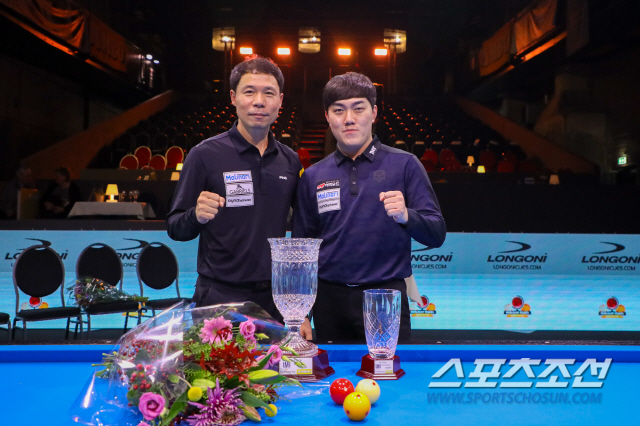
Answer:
[
  {"left": 356, "top": 354, "right": 405, "bottom": 380},
  {"left": 276, "top": 348, "right": 335, "bottom": 382}
]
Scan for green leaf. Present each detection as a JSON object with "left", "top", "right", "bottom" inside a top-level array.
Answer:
[
  {"left": 192, "top": 378, "right": 216, "bottom": 389},
  {"left": 254, "top": 333, "right": 269, "bottom": 340},
  {"left": 251, "top": 374, "right": 288, "bottom": 385},
  {"left": 241, "top": 405, "right": 262, "bottom": 422},
  {"left": 248, "top": 369, "right": 279, "bottom": 381},
  {"left": 240, "top": 391, "right": 269, "bottom": 408},
  {"left": 161, "top": 390, "right": 188, "bottom": 426},
  {"left": 168, "top": 374, "right": 180, "bottom": 384},
  {"left": 134, "top": 348, "right": 151, "bottom": 363}
]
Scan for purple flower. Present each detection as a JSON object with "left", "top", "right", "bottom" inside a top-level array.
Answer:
[
  {"left": 187, "top": 379, "right": 244, "bottom": 426},
  {"left": 138, "top": 392, "right": 165, "bottom": 421},
  {"left": 257, "top": 345, "right": 283, "bottom": 366},
  {"left": 239, "top": 318, "right": 256, "bottom": 340},
  {"left": 199, "top": 317, "right": 233, "bottom": 344}
]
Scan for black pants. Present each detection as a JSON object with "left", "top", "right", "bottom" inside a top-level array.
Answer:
[
  {"left": 313, "top": 278, "right": 411, "bottom": 343},
  {"left": 192, "top": 275, "right": 283, "bottom": 323}
]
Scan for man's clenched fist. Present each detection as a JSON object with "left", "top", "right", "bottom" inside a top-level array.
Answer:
[
  {"left": 379, "top": 191, "right": 409, "bottom": 224},
  {"left": 195, "top": 191, "right": 225, "bottom": 224}
]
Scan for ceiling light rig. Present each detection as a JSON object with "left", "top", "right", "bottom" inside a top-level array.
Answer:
[{"left": 299, "top": 27, "right": 321, "bottom": 53}]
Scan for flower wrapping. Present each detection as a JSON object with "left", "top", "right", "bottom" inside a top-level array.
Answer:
[
  {"left": 70, "top": 301, "right": 302, "bottom": 426},
  {"left": 68, "top": 277, "right": 148, "bottom": 308}
]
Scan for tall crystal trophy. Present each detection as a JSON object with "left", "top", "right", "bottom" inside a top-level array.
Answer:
[
  {"left": 268, "top": 238, "right": 334, "bottom": 381},
  {"left": 357, "top": 289, "right": 405, "bottom": 380}
]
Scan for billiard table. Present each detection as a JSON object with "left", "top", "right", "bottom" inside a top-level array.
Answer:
[{"left": 1, "top": 343, "right": 638, "bottom": 426}]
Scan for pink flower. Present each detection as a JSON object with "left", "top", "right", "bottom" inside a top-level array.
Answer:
[
  {"left": 257, "top": 345, "right": 283, "bottom": 366},
  {"left": 200, "top": 317, "right": 233, "bottom": 344},
  {"left": 239, "top": 318, "right": 256, "bottom": 340},
  {"left": 138, "top": 423, "right": 151, "bottom": 426},
  {"left": 138, "top": 392, "right": 165, "bottom": 421}
]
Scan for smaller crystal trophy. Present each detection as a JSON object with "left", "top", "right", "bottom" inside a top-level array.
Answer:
[
  {"left": 268, "top": 238, "right": 334, "bottom": 382},
  {"left": 357, "top": 289, "right": 405, "bottom": 380}
]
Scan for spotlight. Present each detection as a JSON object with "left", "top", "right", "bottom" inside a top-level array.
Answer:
[
  {"left": 239, "top": 47, "right": 253, "bottom": 54},
  {"left": 375, "top": 48, "right": 388, "bottom": 56},
  {"left": 146, "top": 54, "right": 153, "bottom": 60},
  {"left": 153, "top": 59, "right": 159, "bottom": 64},
  {"left": 277, "top": 47, "right": 291, "bottom": 55},
  {"left": 338, "top": 48, "right": 351, "bottom": 56}
]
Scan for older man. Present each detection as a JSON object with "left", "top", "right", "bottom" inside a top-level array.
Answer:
[{"left": 167, "top": 56, "right": 304, "bottom": 329}]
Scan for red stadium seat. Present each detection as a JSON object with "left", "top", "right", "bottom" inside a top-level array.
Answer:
[
  {"left": 479, "top": 150, "right": 497, "bottom": 171},
  {"left": 420, "top": 159, "right": 436, "bottom": 172},
  {"left": 439, "top": 148, "right": 456, "bottom": 165},
  {"left": 134, "top": 146, "right": 152, "bottom": 168},
  {"left": 119, "top": 154, "right": 139, "bottom": 170},
  {"left": 298, "top": 148, "right": 311, "bottom": 169},
  {"left": 421, "top": 149, "right": 438, "bottom": 167},
  {"left": 149, "top": 154, "right": 167, "bottom": 170},
  {"left": 165, "top": 146, "right": 184, "bottom": 169},
  {"left": 496, "top": 159, "right": 516, "bottom": 173}
]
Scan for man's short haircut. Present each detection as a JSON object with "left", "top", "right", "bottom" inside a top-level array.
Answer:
[
  {"left": 323, "top": 72, "right": 376, "bottom": 111},
  {"left": 230, "top": 55, "right": 284, "bottom": 93},
  {"left": 54, "top": 167, "right": 70, "bottom": 182}
]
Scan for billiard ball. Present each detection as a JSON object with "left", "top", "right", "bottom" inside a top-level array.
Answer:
[
  {"left": 330, "top": 378, "right": 354, "bottom": 405},
  {"left": 343, "top": 392, "right": 371, "bottom": 421},
  {"left": 264, "top": 404, "right": 278, "bottom": 417},
  {"left": 355, "top": 379, "right": 381, "bottom": 404}
]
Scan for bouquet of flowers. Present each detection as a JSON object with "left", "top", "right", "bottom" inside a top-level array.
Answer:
[
  {"left": 71, "top": 301, "right": 305, "bottom": 426},
  {"left": 68, "top": 277, "right": 148, "bottom": 308}
]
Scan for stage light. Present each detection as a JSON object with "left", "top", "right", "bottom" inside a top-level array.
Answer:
[
  {"left": 105, "top": 184, "right": 119, "bottom": 202},
  {"left": 146, "top": 54, "right": 153, "bottom": 60},
  {"left": 477, "top": 165, "right": 486, "bottom": 173},
  {"left": 375, "top": 48, "right": 388, "bottom": 56},
  {"left": 549, "top": 174, "right": 560, "bottom": 185},
  {"left": 299, "top": 27, "right": 321, "bottom": 53},
  {"left": 338, "top": 48, "right": 351, "bottom": 56},
  {"left": 212, "top": 27, "right": 235, "bottom": 51},
  {"left": 277, "top": 47, "right": 291, "bottom": 55},
  {"left": 153, "top": 60, "right": 159, "bottom": 64},
  {"left": 176, "top": 163, "right": 183, "bottom": 171},
  {"left": 239, "top": 47, "right": 253, "bottom": 55}
]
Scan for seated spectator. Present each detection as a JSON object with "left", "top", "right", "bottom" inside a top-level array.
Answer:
[
  {"left": 39, "top": 167, "right": 82, "bottom": 219},
  {"left": 0, "top": 167, "right": 34, "bottom": 219}
]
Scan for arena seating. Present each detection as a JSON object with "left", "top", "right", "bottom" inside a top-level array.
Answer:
[
  {"left": 95, "top": 98, "right": 302, "bottom": 170},
  {"left": 376, "top": 102, "right": 544, "bottom": 174}
]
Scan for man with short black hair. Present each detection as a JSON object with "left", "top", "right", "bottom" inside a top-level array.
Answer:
[
  {"left": 167, "top": 56, "right": 305, "bottom": 329},
  {"left": 293, "top": 72, "right": 446, "bottom": 341}
]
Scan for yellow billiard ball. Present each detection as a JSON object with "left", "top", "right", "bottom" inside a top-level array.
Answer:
[
  {"left": 343, "top": 392, "right": 371, "bottom": 421},
  {"left": 355, "top": 379, "right": 381, "bottom": 404},
  {"left": 264, "top": 404, "right": 278, "bottom": 417}
]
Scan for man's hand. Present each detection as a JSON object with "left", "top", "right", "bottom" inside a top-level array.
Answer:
[
  {"left": 379, "top": 191, "right": 409, "bottom": 224},
  {"left": 300, "top": 318, "right": 313, "bottom": 340},
  {"left": 195, "top": 191, "right": 225, "bottom": 224}
]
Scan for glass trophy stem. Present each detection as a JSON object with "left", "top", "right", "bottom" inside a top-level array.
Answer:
[{"left": 281, "top": 319, "right": 318, "bottom": 357}]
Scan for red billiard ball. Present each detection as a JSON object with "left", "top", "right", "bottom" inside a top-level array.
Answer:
[{"left": 330, "top": 378, "right": 354, "bottom": 405}]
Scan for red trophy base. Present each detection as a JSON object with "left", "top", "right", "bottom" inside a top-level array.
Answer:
[
  {"left": 276, "top": 348, "right": 335, "bottom": 382},
  {"left": 356, "top": 354, "right": 405, "bottom": 380}
]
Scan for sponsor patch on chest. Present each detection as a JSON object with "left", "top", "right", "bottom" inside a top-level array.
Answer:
[
  {"left": 316, "top": 187, "right": 341, "bottom": 214},
  {"left": 224, "top": 171, "right": 254, "bottom": 207}
]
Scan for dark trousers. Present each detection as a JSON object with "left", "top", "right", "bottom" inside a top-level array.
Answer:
[
  {"left": 192, "top": 275, "right": 283, "bottom": 323},
  {"left": 313, "top": 278, "right": 411, "bottom": 343}
]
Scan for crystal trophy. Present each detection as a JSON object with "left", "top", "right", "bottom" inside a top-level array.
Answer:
[
  {"left": 357, "top": 289, "right": 405, "bottom": 380},
  {"left": 268, "top": 238, "right": 334, "bottom": 381}
]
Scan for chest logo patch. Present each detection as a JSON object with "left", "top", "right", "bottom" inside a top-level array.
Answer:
[
  {"left": 373, "top": 170, "right": 386, "bottom": 182},
  {"left": 316, "top": 188, "right": 341, "bottom": 214},
  {"left": 224, "top": 170, "right": 254, "bottom": 207}
]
